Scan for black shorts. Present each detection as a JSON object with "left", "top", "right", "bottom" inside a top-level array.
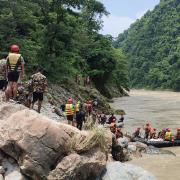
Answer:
[
  {"left": 0, "top": 80, "right": 7, "bottom": 90},
  {"left": 8, "top": 71, "right": 19, "bottom": 82},
  {"left": 67, "top": 115, "right": 73, "bottom": 121},
  {"left": 32, "top": 92, "right": 44, "bottom": 103}
]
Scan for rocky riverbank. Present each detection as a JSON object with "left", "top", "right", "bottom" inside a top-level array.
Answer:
[{"left": 0, "top": 91, "right": 157, "bottom": 180}]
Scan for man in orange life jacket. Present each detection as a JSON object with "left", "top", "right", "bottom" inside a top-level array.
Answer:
[
  {"left": 65, "top": 98, "right": 75, "bottom": 125},
  {"left": 5, "top": 45, "right": 24, "bottom": 101}
]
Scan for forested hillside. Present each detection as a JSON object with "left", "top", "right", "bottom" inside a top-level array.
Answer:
[
  {"left": 115, "top": 0, "right": 180, "bottom": 91},
  {"left": 0, "top": 0, "right": 129, "bottom": 97}
]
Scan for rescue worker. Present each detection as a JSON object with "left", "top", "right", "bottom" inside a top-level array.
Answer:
[
  {"left": 76, "top": 106, "right": 86, "bottom": 130},
  {"left": 65, "top": 98, "right": 75, "bottom": 125},
  {"left": 75, "top": 100, "right": 81, "bottom": 115},
  {"left": 110, "top": 123, "right": 116, "bottom": 134},
  {"left": 6, "top": 45, "right": 24, "bottom": 101},
  {"left": 0, "top": 54, "right": 7, "bottom": 91},
  {"left": 116, "top": 128, "right": 123, "bottom": 139},
  {"left": 133, "top": 128, "right": 141, "bottom": 138},
  {"left": 175, "top": 128, "right": 180, "bottom": 140},
  {"left": 150, "top": 128, "right": 157, "bottom": 139},
  {"left": 86, "top": 100, "right": 92, "bottom": 116},
  {"left": 108, "top": 114, "right": 117, "bottom": 124},
  {"left": 158, "top": 128, "right": 166, "bottom": 139},
  {"left": 164, "top": 128, "right": 173, "bottom": 141},
  {"left": 144, "top": 123, "right": 151, "bottom": 139},
  {"left": 30, "top": 68, "right": 47, "bottom": 113}
]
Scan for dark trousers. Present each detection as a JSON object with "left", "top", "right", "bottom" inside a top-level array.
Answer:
[{"left": 77, "top": 121, "right": 83, "bottom": 130}]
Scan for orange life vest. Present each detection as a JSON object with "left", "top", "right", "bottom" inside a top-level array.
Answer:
[{"left": 65, "top": 104, "right": 74, "bottom": 116}]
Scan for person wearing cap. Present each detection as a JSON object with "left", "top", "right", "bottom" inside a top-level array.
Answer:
[
  {"left": 6, "top": 45, "right": 24, "bottom": 101},
  {"left": 116, "top": 128, "right": 123, "bottom": 139},
  {"left": 164, "top": 128, "right": 173, "bottom": 141},
  {"left": 133, "top": 128, "right": 141, "bottom": 138},
  {"left": 65, "top": 98, "right": 75, "bottom": 125},
  {"left": 158, "top": 128, "right": 166, "bottom": 139},
  {"left": 175, "top": 128, "right": 180, "bottom": 140},
  {"left": 150, "top": 128, "right": 157, "bottom": 139},
  {"left": 143, "top": 123, "right": 151, "bottom": 139}
]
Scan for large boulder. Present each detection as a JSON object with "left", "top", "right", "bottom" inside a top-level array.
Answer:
[
  {"left": 48, "top": 150, "right": 106, "bottom": 180},
  {"left": 101, "top": 162, "right": 156, "bottom": 180},
  {"left": 0, "top": 104, "right": 108, "bottom": 179}
]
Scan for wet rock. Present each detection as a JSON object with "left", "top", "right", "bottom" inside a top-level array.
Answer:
[
  {"left": 101, "top": 162, "right": 156, "bottom": 180},
  {"left": 117, "top": 137, "right": 129, "bottom": 148},
  {"left": 127, "top": 145, "right": 137, "bottom": 152},
  {"left": 0, "top": 166, "right": 5, "bottom": 175}
]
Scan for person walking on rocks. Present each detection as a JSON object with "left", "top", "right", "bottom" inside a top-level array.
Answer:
[
  {"left": 65, "top": 98, "right": 75, "bottom": 125},
  {"left": 0, "top": 54, "right": 7, "bottom": 91},
  {"left": 76, "top": 106, "right": 86, "bottom": 130},
  {"left": 30, "top": 68, "right": 47, "bottom": 113},
  {"left": 5, "top": 45, "right": 24, "bottom": 101}
]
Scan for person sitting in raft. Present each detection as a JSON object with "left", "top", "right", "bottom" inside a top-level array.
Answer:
[
  {"left": 175, "top": 128, "right": 180, "bottom": 140},
  {"left": 116, "top": 128, "right": 123, "bottom": 139},
  {"left": 164, "top": 128, "right": 173, "bottom": 141},
  {"left": 158, "top": 128, "right": 166, "bottom": 139},
  {"left": 150, "top": 128, "right": 157, "bottom": 139},
  {"left": 110, "top": 123, "right": 116, "bottom": 134},
  {"left": 133, "top": 128, "right": 141, "bottom": 138},
  {"left": 143, "top": 123, "right": 151, "bottom": 139}
]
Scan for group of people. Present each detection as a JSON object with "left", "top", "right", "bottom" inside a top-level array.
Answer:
[
  {"left": 62, "top": 98, "right": 98, "bottom": 130},
  {"left": 75, "top": 74, "right": 91, "bottom": 87},
  {"left": 0, "top": 44, "right": 47, "bottom": 113},
  {"left": 133, "top": 123, "right": 180, "bottom": 141}
]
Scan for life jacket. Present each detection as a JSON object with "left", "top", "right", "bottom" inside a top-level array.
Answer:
[
  {"left": 165, "top": 132, "right": 172, "bottom": 141},
  {"left": 7, "top": 53, "right": 21, "bottom": 71},
  {"left": 65, "top": 104, "right": 74, "bottom": 116},
  {"left": 75, "top": 102, "right": 80, "bottom": 112},
  {"left": 176, "top": 132, "right": 180, "bottom": 140}
]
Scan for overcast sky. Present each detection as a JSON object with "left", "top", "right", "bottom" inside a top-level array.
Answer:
[{"left": 99, "top": 0, "right": 160, "bottom": 37}]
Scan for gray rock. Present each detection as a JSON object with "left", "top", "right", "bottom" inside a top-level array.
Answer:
[
  {"left": 0, "top": 174, "right": 3, "bottom": 180},
  {"left": 127, "top": 145, "right": 137, "bottom": 152},
  {"left": 0, "top": 166, "right": 5, "bottom": 174},
  {"left": 101, "top": 162, "right": 156, "bottom": 180},
  {"left": 117, "top": 137, "right": 129, "bottom": 148}
]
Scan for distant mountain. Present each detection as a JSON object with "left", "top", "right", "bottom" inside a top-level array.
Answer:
[{"left": 115, "top": 0, "right": 180, "bottom": 90}]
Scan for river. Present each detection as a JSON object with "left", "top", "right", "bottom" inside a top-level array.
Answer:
[
  {"left": 111, "top": 90, "right": 180, "bottom": 180},
  {"left": 111, "top": 89, "right": 180, "bottom": 132}
]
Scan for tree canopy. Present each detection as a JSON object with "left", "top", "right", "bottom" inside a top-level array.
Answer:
[
  {"left": 0, "top": 0, "right": 129, "bottom": 96},
  {"left": 114, "top": 0, "right": 180, "bottom": 91}
]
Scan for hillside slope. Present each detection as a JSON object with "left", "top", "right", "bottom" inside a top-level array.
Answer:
[{"left": 115, "top": 0, "right": 180, "bottom": 90}]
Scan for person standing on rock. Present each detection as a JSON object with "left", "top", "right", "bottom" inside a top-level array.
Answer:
[
  {"left": 76, "top": 106, "right": 86, "bottom": 130},
  {"left": 65, "top": 98, "right": 75, "bottom": 125},
  {"left": 5, "top": 45, "right": 24, "bottom": 101},
  {"left": 0, "top": 54, "right": 7, "bottom": 91},
  {"left": 30, "top": 68, "right": 47, "bottom": 113}
]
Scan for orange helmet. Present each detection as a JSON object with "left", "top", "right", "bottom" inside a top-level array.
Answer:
[
  {"left": 11, "top": 44, "right": 20, "bottom": 53},
  {"left": 68, "top": 98, "right": 73, "bottom": 103}
]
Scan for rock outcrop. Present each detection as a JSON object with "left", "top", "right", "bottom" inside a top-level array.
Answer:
[{"left": 0, "top": 103, "right": 108, "bottom": 179}]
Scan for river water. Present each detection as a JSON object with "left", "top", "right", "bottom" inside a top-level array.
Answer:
[
  {"left": 111, "top": 89, "right": 180, "bottom": 133},
  {"left": 111, "top": 90, "right": 180, "bottom": 180}
]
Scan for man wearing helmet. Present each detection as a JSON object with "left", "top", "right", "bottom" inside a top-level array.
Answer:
[
  {"left": 5, "top": 45, "right": 24, "bottom": 101},
  {"left": 65, "top": 98, "right": 75, "bottom": 125}
]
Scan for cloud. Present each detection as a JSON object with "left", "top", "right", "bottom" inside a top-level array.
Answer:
[{"left": 100, "top": 15, "right": 135, "bottom": 37}]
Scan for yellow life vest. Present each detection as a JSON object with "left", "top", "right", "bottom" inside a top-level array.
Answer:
[
  {"left": 165, "top": 132, "right": 172, "bottom": 141},
  {"left": 7, "top": 53, "right": 21, "bottom": 71},
  {"left": 75, "top": 102, "right": 80, "bottom": 112},
  {"left": 65, "top": 104, "right": 74, "bottom": 116}
]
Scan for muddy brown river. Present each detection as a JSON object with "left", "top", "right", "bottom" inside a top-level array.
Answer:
[{"left": 111, "top": 90, "right": 180, "bottom": 180}]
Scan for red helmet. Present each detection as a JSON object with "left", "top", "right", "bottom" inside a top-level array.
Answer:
[
  {"left": 10, "top": 44, "right": 20, "bottom": 53},
  {"left": 68, "top": 98, "right": 73, "bottom": 103}
]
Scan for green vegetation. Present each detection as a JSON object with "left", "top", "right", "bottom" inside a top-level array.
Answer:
[
  {"left": 115, "top": 0, "right": 180, "bottom": 91},
  {"left": 0, "top": 0, "right": 129, "bottom": 96}
]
